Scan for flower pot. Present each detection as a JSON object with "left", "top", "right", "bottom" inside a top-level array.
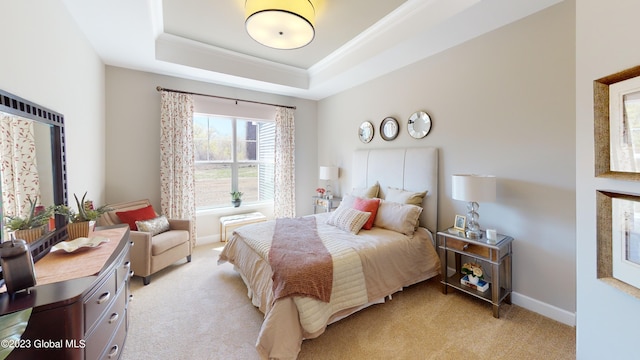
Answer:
[
  {"left": 232, "top": 199, "right": 242, "bottom": 208},
  {"left": 67, "top": 220, "right": 95, "bottom": 240},
  {"left": 14, "top": 225, "right": 48, "bottom": 244}
]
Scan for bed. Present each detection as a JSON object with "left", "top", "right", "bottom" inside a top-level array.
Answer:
[{"left": 218, "top": 148, "right": 441, "bottom": 359}]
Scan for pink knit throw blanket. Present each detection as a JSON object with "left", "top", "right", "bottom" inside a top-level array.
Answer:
[{"left": 269, "top": 217, "right": 333, "bottom": 303}]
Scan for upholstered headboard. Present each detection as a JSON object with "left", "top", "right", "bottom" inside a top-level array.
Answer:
[{"left": 352, "top": 148, "right": 438, "bottom": 234}]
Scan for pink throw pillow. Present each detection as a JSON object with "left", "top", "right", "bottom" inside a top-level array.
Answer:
[{"left": 352, "top": 197, "right": 380, "bottom": 230}]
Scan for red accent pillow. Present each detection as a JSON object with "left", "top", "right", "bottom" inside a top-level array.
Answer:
[
  {"left": 116, "top": 205, "right": 157, "bottom": 230},
  {"left": 352, "top": 197, "right": 380, "bottom": 230}
]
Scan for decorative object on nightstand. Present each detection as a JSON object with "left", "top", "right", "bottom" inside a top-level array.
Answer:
[
  {"left": 452, "top": 174, "right": 496, "bottom": 239},
  {"left": 319, "top": 166, "right": 339, "bottom": 199}
]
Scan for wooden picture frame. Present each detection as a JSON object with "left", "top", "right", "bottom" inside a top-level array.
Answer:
[
  {"left": 594, "top": 65, "right": 640, "bottom": 180},
  {"left": 597, "top": 190, "right": 640, "bottom": 299},
  {"left": 454, "top": 214, "right": 466, "bottom": 232}
]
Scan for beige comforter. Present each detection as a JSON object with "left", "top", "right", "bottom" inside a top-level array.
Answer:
[{"left": 218, "top": 212, "right": 441, "bottom": 360}]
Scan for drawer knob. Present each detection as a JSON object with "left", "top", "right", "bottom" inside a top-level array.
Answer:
[
  {"left": 108, "top": 345, "right": 119, "bottom": 358},
  {"left": 97, "top": 291, "right": 111, "bottom": 304},
  {"left": 463, "top": 243, "right": 470, "bottom": 250},
  {"left": 124, "top": 261, "right": 131, "bottom": 269},
  {"left": 109, "top": 312, "right": 119, "bottom": 324},
  {"left": 129, "top": 270, "right": 134, "bottom": 278}
]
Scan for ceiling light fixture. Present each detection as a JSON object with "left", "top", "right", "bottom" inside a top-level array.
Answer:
[{"left": 245, "top": 0, "right": 315, "bottom": 50}]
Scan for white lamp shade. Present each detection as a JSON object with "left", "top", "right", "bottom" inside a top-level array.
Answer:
[
  {"left": 452, "top": 174, "right": 496, "bottom": 203},
  {"left": 319, "top": 166, "right": 339, "bottom": 181},
  {"left": 245, "top": 0, "right": 315, "bottom": 49}
]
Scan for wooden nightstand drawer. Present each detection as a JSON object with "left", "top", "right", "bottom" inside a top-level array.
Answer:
[{"left": 446, "top": 238, "right": 491, "bottom": 259}]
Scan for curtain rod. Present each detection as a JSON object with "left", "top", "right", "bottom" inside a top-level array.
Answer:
[{"left": 155, "top": 86, "right": 296, "bottom": 110}]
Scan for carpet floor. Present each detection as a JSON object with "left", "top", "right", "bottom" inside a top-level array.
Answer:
[{"left": 121, "top": 243, "right": 575, "bottom": 360}]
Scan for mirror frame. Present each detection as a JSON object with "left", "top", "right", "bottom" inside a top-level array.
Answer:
[
  {"left": 380, "top": 117, "right": 399, "bottom": 141},
  {"left": 358, "top": 121, "right": 374, "bottom": 143},
  {"left": 407, "top": 111, "right": 432, "bottom": 139},
  {"left": 0, "top": 89, "right": 68, "bottom": 261}
]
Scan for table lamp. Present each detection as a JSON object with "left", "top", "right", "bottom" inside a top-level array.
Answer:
[
  {"left": 452, "top": 174, "right": 496, "bottom": 239},
  {"left": 319, "top": 166, "right": 339, "bottom": 199}
]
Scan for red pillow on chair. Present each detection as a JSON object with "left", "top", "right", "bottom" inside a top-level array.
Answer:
[
  {"left": 116, "top": 205, "right": 157, "bottom": 230},
  {"left": 352, "top": 197, "right": 380, "bottom": 230}
]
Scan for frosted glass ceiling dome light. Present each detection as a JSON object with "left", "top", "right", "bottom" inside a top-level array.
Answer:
[{"left": 245, "top": 0, "right": 315, "bottom": 50}]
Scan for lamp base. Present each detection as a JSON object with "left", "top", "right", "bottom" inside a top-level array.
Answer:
[{"left": 465, "top": 229, "right": 483, "bottom": 239}]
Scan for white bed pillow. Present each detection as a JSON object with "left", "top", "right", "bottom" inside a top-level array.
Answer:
[
  {"left": 373, "top": 200, "right": 422, "bottom": 236},
  {"left": 385, "top": 187, "right": 427, "bottom": 206},
  {"left": 326, "top": 204, "right": 371, "bottom": 234}
]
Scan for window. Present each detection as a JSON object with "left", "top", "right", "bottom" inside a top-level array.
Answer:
[{"left": 194, "top": 113, "right": 275, "bottom": 209}]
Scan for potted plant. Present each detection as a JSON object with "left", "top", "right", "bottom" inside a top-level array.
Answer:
[
  {"left": 5, "top": 196, "right": 54, "bottom": 243},
  {"left": 56, "top": 192, "right": 112, "bottom": 239},
  {"left": 230, "top": 191, "right": 243, "bottom": 208}
]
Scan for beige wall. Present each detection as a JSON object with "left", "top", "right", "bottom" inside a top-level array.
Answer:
[
  {"left": 104, "top": 67, "right": 318, "bottom": 243},
  {"left": 576, "top": 0, "right": 640, "bottom": 358},
  {"left": 0, "top": 0, "right": 106, "bottom": 206},
  {"left": 318, "top": 1, "right": 576, "bottom": 322}
]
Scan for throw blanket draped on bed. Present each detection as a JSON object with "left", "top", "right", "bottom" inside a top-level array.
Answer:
[{"left": 269, "top": 217, "right": 333, "bottom": 302}]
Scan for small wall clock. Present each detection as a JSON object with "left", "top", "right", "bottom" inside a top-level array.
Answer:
[{"left": 380, "top": 117, "right": 399, "bottom": 141}]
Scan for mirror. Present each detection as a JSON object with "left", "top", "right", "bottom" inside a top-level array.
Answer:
[
  {"left": 380, "top": 117, "right": 399, "bottom": 141},
  {"left": 0, "top": 89, "right": 68, "bottom": 261},
  {"left": 359, "top": 121, "right": 374, "bottom": 143},
  {"left": 407, "top": 111, "right": 432, "bottom": 139}
]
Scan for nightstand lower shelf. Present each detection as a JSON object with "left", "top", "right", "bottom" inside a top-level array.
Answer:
[{"left": 441, "top": 272, "right": 511, "bottom": 306}]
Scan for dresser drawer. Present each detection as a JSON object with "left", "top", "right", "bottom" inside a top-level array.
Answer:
[
  {"left": 84, "top": 270, "right": 117, "bottom": 333},
  {"left": 115, "top": 246, "right": 131, "bottom": 290},
  {"left": 85, "top": 285, "right": 127, "bottom": 360},
  {"left": 100, "top": 308, "right": 127, "bottom": 360}
]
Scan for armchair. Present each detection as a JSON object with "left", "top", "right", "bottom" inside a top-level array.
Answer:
[{"left": 97, "top": 199, "right": 192, "bottom": 285}]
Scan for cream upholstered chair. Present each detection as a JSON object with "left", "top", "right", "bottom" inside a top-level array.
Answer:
[{"left": 98, "top": 199, "right": 191, "bottom": 285}]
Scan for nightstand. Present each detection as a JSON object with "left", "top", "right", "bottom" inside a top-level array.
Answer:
[
  {"left": 437, "top": 228, "right": 513, "bottom": 318},
  {"left": 312, "top": 196, "right": 341, "bottom": 214}
]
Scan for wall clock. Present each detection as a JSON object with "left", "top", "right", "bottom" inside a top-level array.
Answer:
[
  {"left": 358, "top": 121, "right": 374, "bottom": 143},
  {"left": 380, "top": 117, "right": 399, "bottom": 141},
  {"left": 407, "top": 111, "right": 432, "bottom": 139}
]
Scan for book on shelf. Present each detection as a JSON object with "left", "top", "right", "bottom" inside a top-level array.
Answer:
[{"left": 460, "top": 275, "right": 489, "bottom": 292}]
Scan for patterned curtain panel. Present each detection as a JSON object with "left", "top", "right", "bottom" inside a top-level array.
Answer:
[
  {"left": 0, "top": 114, "right": 41, "bottom": 217},
  {"left": 159, "top": 91, "right": 197, "bottom": 245},
  {"left": 274, "top": 107, "right": 295, "bottom": 218}
]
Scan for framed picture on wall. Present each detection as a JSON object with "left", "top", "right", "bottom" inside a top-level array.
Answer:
[
  {"left": 594, "top": 65, "right": 640, "bottom": 180},
  {"left": 597, "top": 190, "right": 640, "bottom": 299}
]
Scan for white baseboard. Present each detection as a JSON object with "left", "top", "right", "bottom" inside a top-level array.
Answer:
[
  {"left": 511, "top": 292, "right": 575, "bottom": 327},
  {"left": 446, "top": 267, "right": 575, "bottom": 326}
]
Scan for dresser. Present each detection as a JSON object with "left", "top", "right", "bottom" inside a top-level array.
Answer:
[{"left": 0, "top": 225, "right": 132, "bottom": 360}]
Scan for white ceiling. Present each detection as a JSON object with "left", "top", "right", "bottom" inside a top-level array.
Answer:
[{"left": 62, "top": 0, "right": 563, "bottom": 100}]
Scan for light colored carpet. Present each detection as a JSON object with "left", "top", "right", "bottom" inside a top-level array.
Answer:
[{"left": 121, "top": 243, "right": 575, "bottom": 360}]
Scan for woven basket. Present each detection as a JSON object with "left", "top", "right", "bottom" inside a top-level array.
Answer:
[
  {"left": 14, "top": 225, "right": 47, "bottom": 244},
  {"left": 66, "top": 221, "right": 95, "bottom": 240}
]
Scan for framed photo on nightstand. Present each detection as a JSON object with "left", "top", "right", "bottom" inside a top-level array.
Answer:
[{"left": 454, "top": 214, "right": 466, "bottom": 232}]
